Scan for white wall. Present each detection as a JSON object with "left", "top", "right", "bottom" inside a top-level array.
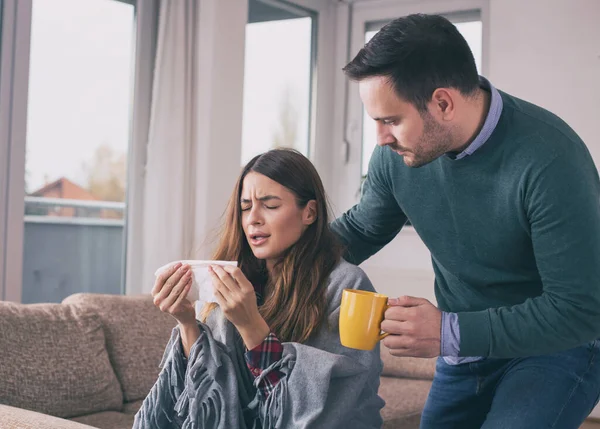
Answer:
[{"left": 488, "top": 0, "right": 600, "bottom": 165}]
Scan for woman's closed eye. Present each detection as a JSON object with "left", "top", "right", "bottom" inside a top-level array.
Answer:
[{"left": 241, "top": 204, "right": 279, "bottom": 211}]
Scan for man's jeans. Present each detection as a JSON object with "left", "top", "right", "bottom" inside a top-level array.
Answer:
[{"left": 420, "top": 340, "right": 600, "bottom": 429}]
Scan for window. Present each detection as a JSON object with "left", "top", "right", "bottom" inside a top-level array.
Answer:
[
  {"left": 22, "top": 0, "right": 134, "bottom": 303},
  {"left": 241, "top": 0, "right": 315, "bottom": 165}
]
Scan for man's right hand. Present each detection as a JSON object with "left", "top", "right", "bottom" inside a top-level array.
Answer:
[{"left": 381, "top": 296, "right": 442, "bottom": 358}]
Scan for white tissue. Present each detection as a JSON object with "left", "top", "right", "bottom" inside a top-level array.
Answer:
[{"left": 154, "top": 260, "right": 238, "bottom": 304}]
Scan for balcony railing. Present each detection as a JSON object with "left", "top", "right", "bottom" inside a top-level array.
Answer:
[{"left": 22, "top": 197, "right": 126, "bottom": 304}]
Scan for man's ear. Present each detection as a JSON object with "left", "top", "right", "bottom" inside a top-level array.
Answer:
[
  {"left": 303, "top": 200, "right": 317, "bottom": 225},
  {"left": 430, "top": 88, "right": 456, "bottom": 121}
]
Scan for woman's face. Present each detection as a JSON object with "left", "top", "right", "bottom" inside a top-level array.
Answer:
[{"left": 240, "top": 172, "right": 316, "bottom": 268}]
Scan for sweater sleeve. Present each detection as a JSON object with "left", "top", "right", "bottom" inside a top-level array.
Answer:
[
  {"left": 331, "top": 146, "right": 407, "bottom": 265},
  {"left": 458, "top": 149, "right": 600, "bottom": 357}
]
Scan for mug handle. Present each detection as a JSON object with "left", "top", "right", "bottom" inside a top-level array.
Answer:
[{"left": 379, "top": 304, "right": 390, "bottom": 341}]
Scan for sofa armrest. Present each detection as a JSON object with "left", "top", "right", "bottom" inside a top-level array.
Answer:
[{"left": 0, "top": 404, "right": 98, "bottom": 429}]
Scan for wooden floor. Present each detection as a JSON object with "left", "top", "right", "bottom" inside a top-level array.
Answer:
[{"left": 581, "top": 419, "right": 600, "bottom": 428}]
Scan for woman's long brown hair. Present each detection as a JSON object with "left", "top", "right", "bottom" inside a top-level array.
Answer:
[{"left": 200, "top": 149, "right": 342, "bottom": 343}]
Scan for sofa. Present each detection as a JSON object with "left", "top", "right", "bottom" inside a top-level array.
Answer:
[{"left": 0, "top": 293, "right": 435, "bottom": 429}]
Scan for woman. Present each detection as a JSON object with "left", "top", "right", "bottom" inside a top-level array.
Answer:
[{"left": 134, "top": 149, "right": 384, "bottom": 429}]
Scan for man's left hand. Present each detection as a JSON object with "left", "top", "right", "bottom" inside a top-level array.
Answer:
[{"left": 381, "top": 296, "right": 441, "bottom": 358}]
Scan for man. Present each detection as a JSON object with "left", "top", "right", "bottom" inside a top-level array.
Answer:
[{"left": 331, "top": 13, "right": 600, "bottom": 429}]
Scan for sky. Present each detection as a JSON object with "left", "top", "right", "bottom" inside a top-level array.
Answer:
[{"left": 26, "top": 0, "right": 134, "bottom": 192}]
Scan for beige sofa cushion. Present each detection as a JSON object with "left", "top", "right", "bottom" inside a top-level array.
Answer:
[
  {"left": 380, "top": 347, "right": 436, "bottom": 380},
  {"left": 70, "top": 411, "right": 135, "bottom": 429},
  {"left": 0, "top": 302, "right": 123, "bottom": 418},
  {"left": 63, "top": 293, "right": 177, "bottom": 402},
  {"left": 0, "top": 404, "right": 98, "bottom": 429},
  {"left": 379, "top": 377, "right": 432, "bottom": 429},
  {"left": 383, "top": 412, "right": 422, "bottom": 429}
]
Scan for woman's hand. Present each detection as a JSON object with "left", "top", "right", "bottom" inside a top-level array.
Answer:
[
  {"left": 152, "top": 262, "right": 196, "bottom": 326},
  {"left": 209, "top": 265, "right": 270, "bottom": 349}
]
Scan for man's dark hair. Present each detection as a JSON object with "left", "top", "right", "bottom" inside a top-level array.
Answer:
[{"left": 343, "top": 14, "right": 479, "bottom": 111}]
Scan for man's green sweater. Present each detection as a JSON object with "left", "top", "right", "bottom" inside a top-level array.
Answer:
[{"left": 332, "top": 91, "right": 600, "bottom": 358}]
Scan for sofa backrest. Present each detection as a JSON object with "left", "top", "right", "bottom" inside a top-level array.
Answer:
[
  {"left": 0, "top": 301, "right": 123, "bottom": 418},
  {"left": 63, "top": 293, "right": 177, "bottom": 402}
]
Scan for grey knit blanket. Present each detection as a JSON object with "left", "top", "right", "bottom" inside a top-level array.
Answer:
[{"left": 133, "top": 260, "right": 385, "bottom": 428}]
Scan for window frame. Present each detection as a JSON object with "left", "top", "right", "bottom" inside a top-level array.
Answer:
[
  {"left": 0, "top": 0, "right": 145, "bottom": 302},
  {"left": 0, "top": 0, "right": 32, "bottom": 302}
]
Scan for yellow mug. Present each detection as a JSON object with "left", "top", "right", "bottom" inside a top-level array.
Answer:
[{"left": 339, "top": 289, "right": 389, "bottom": 350}]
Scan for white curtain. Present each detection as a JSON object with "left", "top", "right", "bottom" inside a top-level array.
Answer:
[
  {"left": 126, "top": 0, "right": 246, "bottom": 295},
  {"left": 139, "top": 0, "right": 199, "bottom": 293}
]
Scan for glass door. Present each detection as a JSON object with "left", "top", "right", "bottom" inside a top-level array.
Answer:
[{"left": 21, "top": 0, "right": 135, "bottom": 303}]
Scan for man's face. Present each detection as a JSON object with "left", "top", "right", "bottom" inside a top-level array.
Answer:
[{"left": 359, "top": 76, "right": 454, "bottom": 168}]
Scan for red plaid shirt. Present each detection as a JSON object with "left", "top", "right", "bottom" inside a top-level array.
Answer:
[{"left": 245, "top": 332, "right": 285, "bottom": 399}]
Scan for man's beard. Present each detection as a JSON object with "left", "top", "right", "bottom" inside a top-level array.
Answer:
[{"left": 403, "top": 114, "right": 454, "bottom": 168}]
